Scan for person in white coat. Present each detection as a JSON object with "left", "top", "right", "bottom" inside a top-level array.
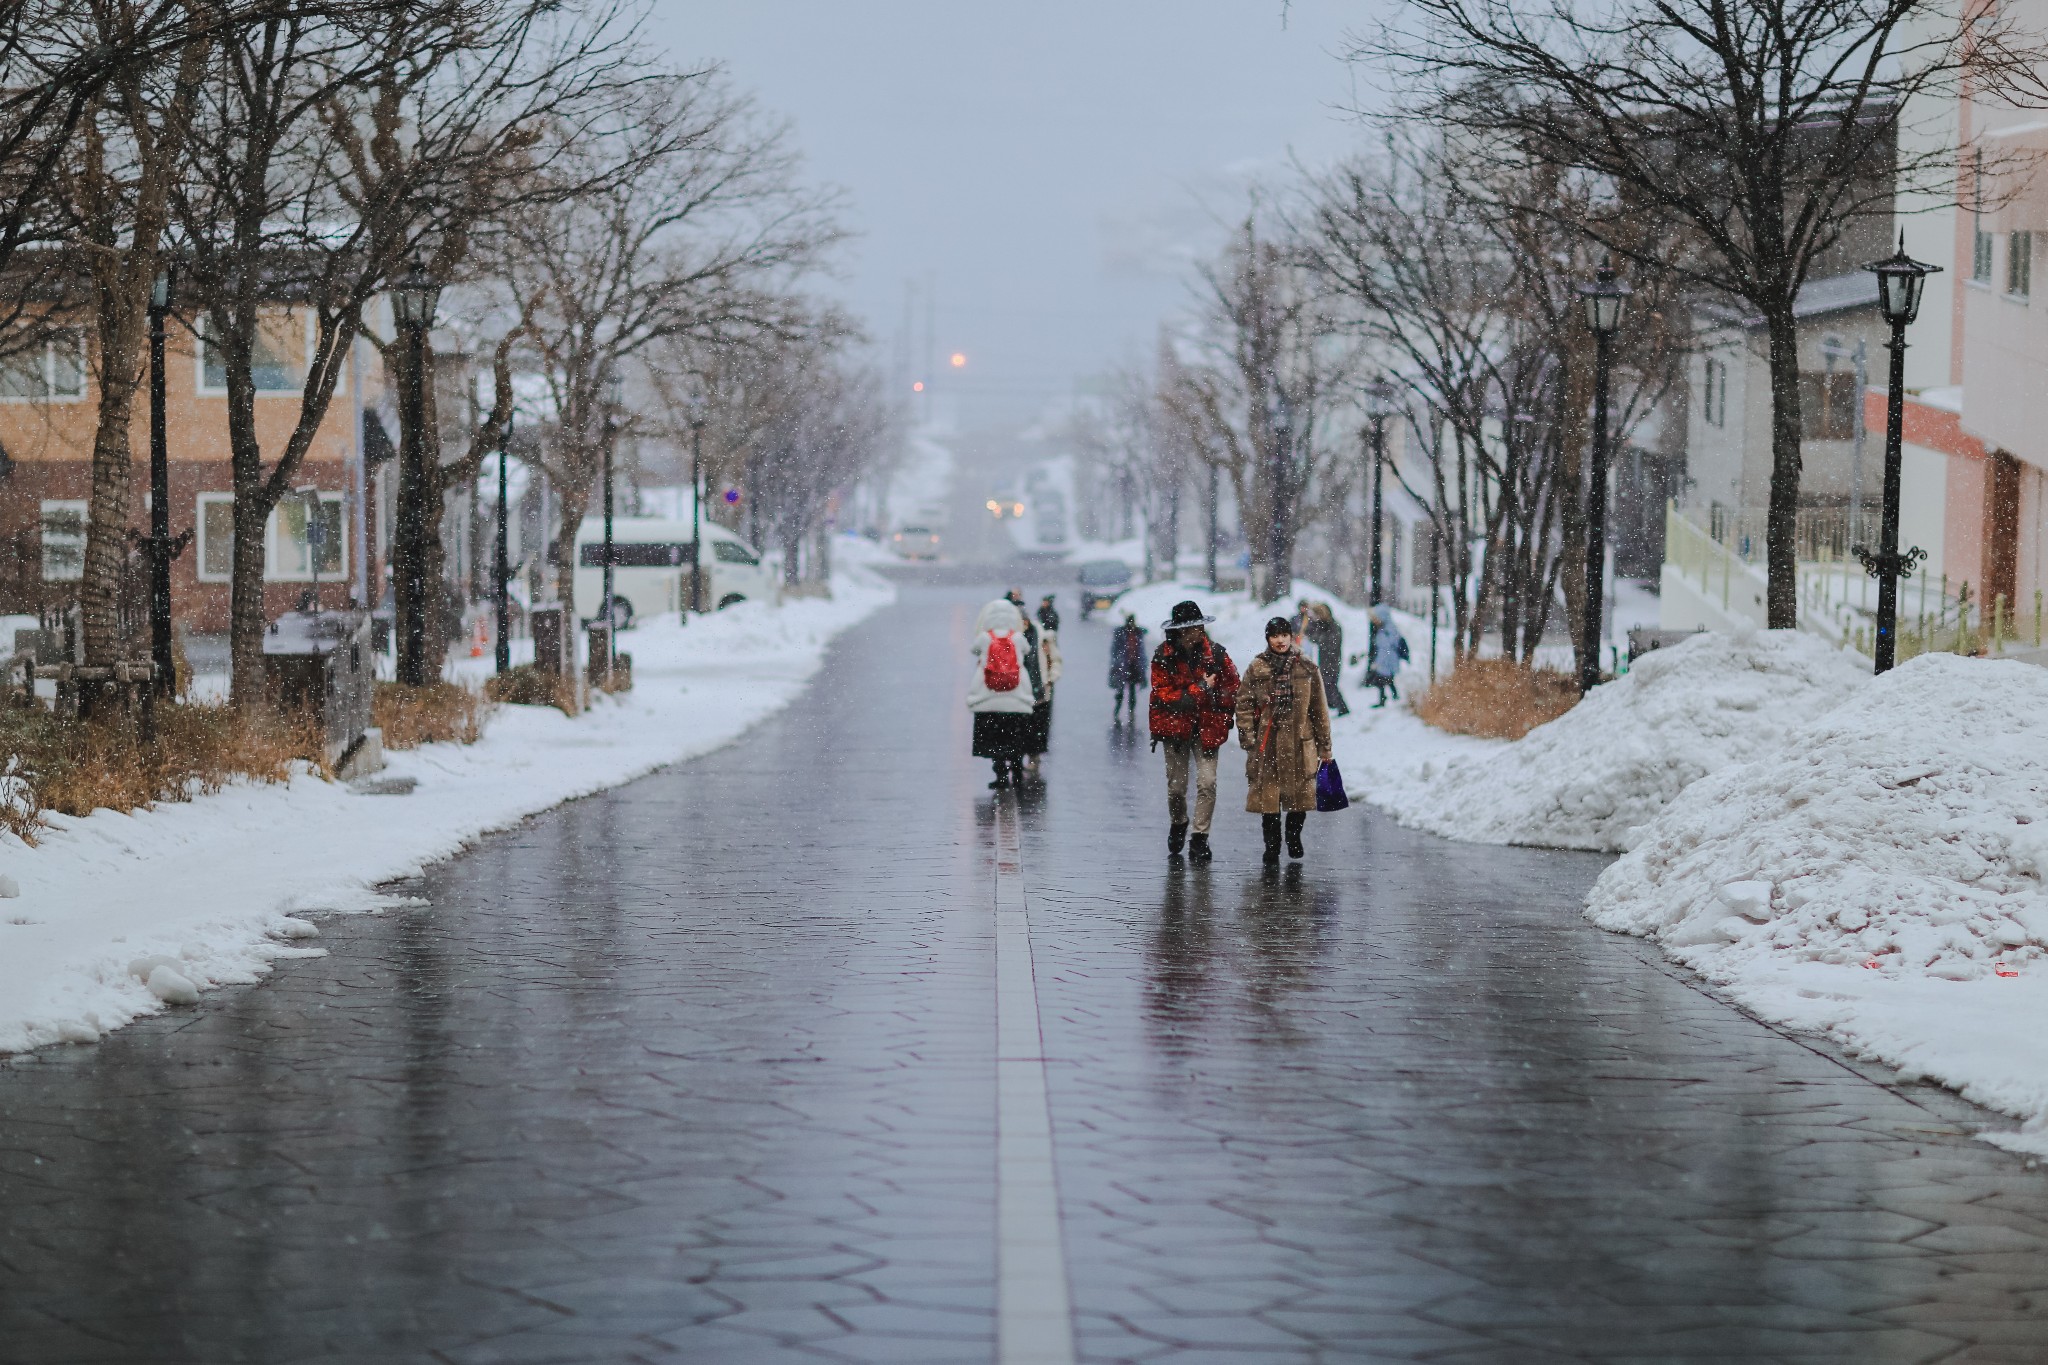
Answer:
[{"left": 969, "top": 597, "right": 1040, "bottom": 789}]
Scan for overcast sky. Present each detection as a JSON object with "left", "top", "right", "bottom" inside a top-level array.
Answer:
[{"left": 650, "top": 2, "right": 1379, "bottom": 431}]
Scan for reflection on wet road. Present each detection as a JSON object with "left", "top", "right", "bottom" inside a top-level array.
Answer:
[{"left": 3, "top": 585, "right": 2047, "bottom": 1363}]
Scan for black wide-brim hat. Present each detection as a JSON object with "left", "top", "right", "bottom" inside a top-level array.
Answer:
[{"left": 1162, "top": 600, "right": 1215, "bottom": 631}]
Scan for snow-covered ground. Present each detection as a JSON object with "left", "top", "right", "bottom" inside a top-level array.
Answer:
[
  {"left": 1354, "top": 630, "right": 1869, "bottom": 853},
  {"left": 1588, "top": 652, "right": 2048, "bottom": 1151},
  {"left": 0, "top": 543, "right": 895, "bottom": 1054}
]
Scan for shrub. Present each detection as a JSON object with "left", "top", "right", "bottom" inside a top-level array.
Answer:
[
  {"left": 372, "top": 681, "right": 490, "bottom": 749},
  {"left": 1412, "top": 657, "right": 1580, "bottom": 740},
  {"left": 484, "top": 664, "right": 580, "bottom": 715},
  {"left": 0, "top": 701, "right": 322, "bottom": 843}
]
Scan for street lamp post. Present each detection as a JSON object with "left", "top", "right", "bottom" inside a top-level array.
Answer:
[
  {"left": 495, "top": 414, "right": 512, "bottom": 674},
  {"left": 1859, "top": 236, "right": 1941, "bottom": 674},
  {"left": 688, "top": 392, "right": 706, "bottom": 615},
  {"left": 1364, "top": 379, "right": 1397, "bottom": 605},
  {"left": 389, "top": 261, "right": 441, "bottom": 687},
  {"left": 601, "top": 371, "right": 622, "bottom": 671},
  {"left": 1576, "top": 260, "right": 1632, "bottom": 695},
  {"left": 147, "top": 270, "right": 174, "bottom": 697},
  {"left": 1205, "top": 461, "right": 1220, "bottom": 591}
]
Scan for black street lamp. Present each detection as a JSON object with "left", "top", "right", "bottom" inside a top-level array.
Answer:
[
  {"left": 1576, "top": 259, "right": 1632, "bottom": 695},
  {"left": 147, "top": 269, "right": 175, "bottom": 697},
  {"left": 1364, "top": 379, "right": 1398, "bottom": 605},
  {"left": 390, "top": 260, "right": 441, "bottom": 687},
  {"left": 1204, "top": 461, "right": 1220, "bottom": 591},
  {"left": 1858, "top": 234, "right": 1940, "bottom": 673},
  {"left": 687, "top": 391, "right": 707, "bottom": 615},
  {"left": 495, "top": 413, "right": 512, "bottom": 674},
  {"left": 600, "top": 369, "right": 622, "bottom": 672}
]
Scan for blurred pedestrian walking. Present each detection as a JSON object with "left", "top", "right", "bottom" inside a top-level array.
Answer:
[
  {"left": 1108, "top": 611, "right": 1147, "bottom": 722},
  {"left": 1299, "top": 600, "right": 1348, "bottom": 717},
  {"left": 1356, "top": 603, "right": 1408, "bottom": 708},
  {"left": 1007, "top": 590, "right": 1055, "bottom": 776},
  {"left": 1238, "top": 616, "right": 1333, "bottom": 864},
  {"left": 1149, "top": 600, "right": 1238, "bottom": 864},
  {"left": 969, "top": 596, "right": 1039, "bottom": 789}
]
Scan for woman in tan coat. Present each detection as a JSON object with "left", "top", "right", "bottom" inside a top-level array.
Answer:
[{"left": 1235, "top": 615, "right": 1333, "bottom": 863}]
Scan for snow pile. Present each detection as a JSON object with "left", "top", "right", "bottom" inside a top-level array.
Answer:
[
  {"left": 1353, "top": 629, "right": 1868, "bottom": 852},
  {"left": 0, "top": 549, "right": 894, "bottom": 1054},
  {"left": 1589, "top": 653, "right": 2048, "bottom": 1148}
]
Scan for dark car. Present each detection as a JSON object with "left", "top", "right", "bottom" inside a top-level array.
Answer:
[{"left": 1075, "top": 559, "right": 1133, "bottom": 619}]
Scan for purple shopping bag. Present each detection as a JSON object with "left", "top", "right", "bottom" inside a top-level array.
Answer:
[{"left": 1315, "top": 759, "right": 1349, "bottom": 812}]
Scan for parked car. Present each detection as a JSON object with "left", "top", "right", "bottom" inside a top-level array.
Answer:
[
  {"left": 1076, "top": 558, "right": 1133, "bottom": 619},
  {"left": 572, "top": 516, "right": 771, "bottom": 627},
  {"left": 891, "top": 525, "right": 942, "bottom": 560}
]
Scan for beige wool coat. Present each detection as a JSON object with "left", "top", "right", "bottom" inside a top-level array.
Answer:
[{"left": 1234, "top": 650, "right": 1333, "bottom": 814}]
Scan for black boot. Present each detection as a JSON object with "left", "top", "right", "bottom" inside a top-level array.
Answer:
[
  {"left": 1009, "top": 758, "right": 1026, "bottom": 788},
  {"left": 990, "top": 761, "right": 1010, "bottom": 790},
  {"left": 1168, "top": 821, "right": 1188, "bottom": 856},
  {"left": 1262, "top": 814, "right": 1282, "bottom": 864},
  {"left": 1188, "top": 832, "right": 1212, "bottom": 864},
  {"left": 1285, "top": 811, "right": 1307, "bottom": 860}
]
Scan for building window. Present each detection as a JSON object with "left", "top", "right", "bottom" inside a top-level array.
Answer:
[
  {"left": 199, "top": 310, "right": 308, "bottom": 394},
  {"left": 2010, "top": 231, "right": 2033, "bottom": 299},
  {"left": 39, "top": 500, "right": 85, "bottom": 581},
  {"left": 198, "top": 494, "right": 235, "bottom": 581},
  {"left": 1799, "top": 372, "right": 1859, "bottom": 441},
  {"left": 1702, "top": 357, "right": 1727, "bottom": 428},
  {"left": 271, "top": 494, "right": 344, "bottom": 580},
  {"left": 197, "top": 491, "right": 346, "bottom": 581},
  {"left": 1, "top": 332, "right": 85, "bottom": 402},
  {"left": 1973, "top": 155, "right": 1994, "bottom": 284}
]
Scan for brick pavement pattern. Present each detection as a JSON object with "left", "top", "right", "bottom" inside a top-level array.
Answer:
[{"left": 2, "top": 585, "right": 2047, "bottom": 1363}]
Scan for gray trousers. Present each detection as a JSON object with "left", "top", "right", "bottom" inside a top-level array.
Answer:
[{"left": 1163, "top": 740, "right": 1219, "bottom": 834}]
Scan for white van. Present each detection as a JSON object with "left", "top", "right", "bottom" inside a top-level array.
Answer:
[{"left": 572, "top": 516, "right": 773, "bottom": 628}]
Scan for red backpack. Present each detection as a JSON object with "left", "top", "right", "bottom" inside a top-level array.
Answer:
[{"left": 984, "top": 631, "right": 1021, "bottom": 692}]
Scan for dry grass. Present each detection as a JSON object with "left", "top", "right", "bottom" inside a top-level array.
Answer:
[
  {"left": 372, "top": 682, "right": 491, "bottom": 749},
  {"left": 484, "top": 664, "right": 581, "bottom": 715},
  {"left": 0, "top": 701, "right": 323, "bottom": 843},
  {"left": 1412, "top": 657, "right": 1582, "bottom": 740}
]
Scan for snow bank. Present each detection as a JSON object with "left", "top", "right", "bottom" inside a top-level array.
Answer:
[
  {"left": 0, "top": 552, "right": 894, "bottom": 1054},
  {"left": 1589, "top": 653, "right": 2048, "bottom": 1148},
  {"left": 1350, "top": 629, "right": 1867, "bottom": 852}
]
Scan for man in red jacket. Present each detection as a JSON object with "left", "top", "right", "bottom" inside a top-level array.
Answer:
[{"left": 1149, "top": 600, "right": 1239, "bottom": 863}]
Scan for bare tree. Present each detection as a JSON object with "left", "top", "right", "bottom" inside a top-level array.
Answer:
[
  {"left": 1302, "top": 138, "right": 1686, "bottom": 667},
  {"left": 172, "top": 0, "right": 633, "bottom": 699},
  {"left": 1362, "top": 0, "right": 2030, "bottom": 627},
  {"left": 501, "top": 71, "right": 841, "bottom": 619},
  {"left": 1169, "top": 211, "right": 1356, "bottom": 604},
  {"left": 63, "top": 0, "right": 212, "bottom": 678}
]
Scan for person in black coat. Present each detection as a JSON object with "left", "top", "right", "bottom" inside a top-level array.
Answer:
[{"left": 1108, "top": 612, "right": 1147, "bottom": 722}]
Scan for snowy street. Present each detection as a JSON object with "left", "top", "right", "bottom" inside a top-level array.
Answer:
[{"left": 4, "top": 586, "right": 2047, "bottom": 1363}]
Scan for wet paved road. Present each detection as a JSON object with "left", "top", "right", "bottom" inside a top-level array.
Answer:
[{"left": 5, "top": 585, "right": 2048, "bottom": 1364}]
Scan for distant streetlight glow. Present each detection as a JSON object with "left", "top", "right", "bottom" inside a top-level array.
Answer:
[
  {"left": 950, "top": 352, "right": 967, "bottom": 368},
  {"left": 912, "top": 381, "right": 924, "bottom": 392}
]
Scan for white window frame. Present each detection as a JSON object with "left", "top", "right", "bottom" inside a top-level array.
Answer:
[
  {"left": 2010, "top": 230, "right": 2033, "bottom": 301},
  {"left": 195, "top": 491, "right": 349, "bottom": 582},
  {"left": 266, "top": 492, "right": 347, "bottom": 582},
  {"left": 39, "top": 499, "right": 86, "bottom": 581},
  {"left": 0, "top": 331, "right": 87, "bottom": 404},
  {"left": 195, "top": 309, "right": 315, "bottom": 397},
  {"left": 196, "top": 492, "right": 236, "bottom": 582},
  {"left": 1702, "top": 356, "right": 1727, "bottom": 429}
]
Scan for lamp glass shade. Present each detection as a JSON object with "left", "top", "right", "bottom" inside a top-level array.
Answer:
[
  {"left": 1577, "top": 262, "right": 1632, "bottom": 336},
  {"left": 391, "top": 264, "right": 441, "bottom": 330},
  {"left": 1863, "top": 236, "right": 1941, "bottom": 327},
  {"left": 1365, "top": 380, "right": 1399, "bottom": 419},
  {"left": 150, "top": 272, "right": 171, "bottom": 310}
]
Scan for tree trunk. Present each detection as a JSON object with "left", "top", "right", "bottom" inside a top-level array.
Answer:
[
  {"left": 80, "top": 277, "right": 147, "bottom": 670},
  {"left": 1763, "top": 301, "right": 1804, "bottom": 629},
  {"left": 228, "top": 476, "right": 269, "bottom": 706}
]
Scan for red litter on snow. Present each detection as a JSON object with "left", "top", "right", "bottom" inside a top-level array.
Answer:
[
  {"left": 1863, "top": 960, "right": 1882, "bottom": 970},
  {"left": 1995, "top": 961, "right": 2021, "bottom": 978}
]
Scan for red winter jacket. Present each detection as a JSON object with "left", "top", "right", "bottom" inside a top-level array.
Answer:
[{"left": 1148, "top": 634, "right": 1239, "bottom": 750}]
